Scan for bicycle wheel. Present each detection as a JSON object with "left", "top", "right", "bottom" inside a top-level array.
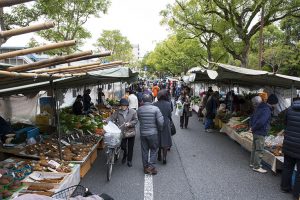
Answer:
[{"left": 106, "top": 149, "right": 114, "bottom": 181}]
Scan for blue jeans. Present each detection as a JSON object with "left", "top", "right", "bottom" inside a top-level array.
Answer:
[{"left": 205, "top": 118, "right": 213, "bottom": 129}]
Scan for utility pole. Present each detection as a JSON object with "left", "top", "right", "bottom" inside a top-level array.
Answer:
[{"left": 258, "top": 4, "right": 265, "bottom": 70}]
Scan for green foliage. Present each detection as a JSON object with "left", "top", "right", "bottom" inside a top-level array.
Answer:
[
  {"left": 162, "top": 0, "right": 300, "bottom": 67},
  {"left": 95, "top": 29, "right": 134, "bottom": 62},
  {"left": 3, "top": 0, "right": 110, "bottom": 54},
  {"left": 144, "top": 35, "right": 205, "bottom": 76}
]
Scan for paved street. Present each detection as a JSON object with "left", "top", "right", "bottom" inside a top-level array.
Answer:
[{"left": 81, "top": 114, "right": 291, "bottom": 200}]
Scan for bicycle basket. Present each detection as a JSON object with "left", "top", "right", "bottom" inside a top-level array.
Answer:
[{"left": 52, "top": 185, "right": 90, "bottom": 199}]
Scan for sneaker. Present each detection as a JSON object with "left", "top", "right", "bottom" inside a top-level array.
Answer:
[
  {"left": 205, "top": 129, "right": 212, "bottom": 133},
  {"left": 253, "top": 168, "right": 267, "bottom": 173},
  {"left": 249, "top": 164, "right": 253, "bottom": 168}
]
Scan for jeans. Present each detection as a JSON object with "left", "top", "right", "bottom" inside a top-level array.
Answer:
[
  {"left": 281, "top": 155, "right": 300, "bottom": 198},
  {"left": 205, "top": 118, "right": 214, "bottom": 129},
  {"left": 141, "top": 134, "right": 158, "bottom": 168},
  {"left": 180, "top": 110, "right": 189, "bottom": 128},
  {"left": 250, "top": 134, "right": 265, "bottom": 169},
  {"left": 121, "top": 136, "right": 135, "bottom": 162}
]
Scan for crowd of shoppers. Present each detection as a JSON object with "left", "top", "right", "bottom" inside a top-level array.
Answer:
[{"left": 82, "top": 80, "right": 299, "bottom": 199}]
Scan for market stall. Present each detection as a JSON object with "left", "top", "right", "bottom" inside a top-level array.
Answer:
[{"left": 189, "top": 62, "right": 300, "bottom": 173}]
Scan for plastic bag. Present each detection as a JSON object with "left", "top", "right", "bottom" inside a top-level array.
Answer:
[
  {"left": 103, "top": 121, "right": 122, "bottom": 147},
  {"left": 175, "top": 101, "right": 183, "bottom": 116}
]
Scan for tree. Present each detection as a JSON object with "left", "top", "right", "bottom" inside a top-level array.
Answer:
[
  {"left": 95, "top": 30, "right": 134, "bottom": 62},
  {"left": 2, "top": 0, "right": 111, "bottom": 54},
  {"left": 162, "top": 0, "right": 300, "bottom": 67},
  {"left": 144, "top": 35, "right": 205, "bottom": 76}
]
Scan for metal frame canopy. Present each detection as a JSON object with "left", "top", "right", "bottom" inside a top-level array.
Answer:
[
  {"left": 191, "top": 63, "right": 300, "bottom": 89},
  {"left": 0, "top": 67, "right": 138, "bottom": 96}
]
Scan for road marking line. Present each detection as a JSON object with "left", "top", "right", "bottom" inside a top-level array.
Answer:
[{"left": 144, "top": 174, "right": 153, "bottom": 200}]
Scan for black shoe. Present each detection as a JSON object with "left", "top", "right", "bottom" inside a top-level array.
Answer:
[
  {"left": 280, "top": 188, "right": 291, "bottom": 193},
  {"left": 185, "top": 126, "right": 187, "bottom": 129},
  {"left": 157, "top": 155, "right": 161, "bottom": 161},
  {"left": 122, "top": 157, "right": 126, "bottom": 164},
  {"left": 163, "top": 159, "right": 167, "bottom": 165},
  {"left": 127, "top": 161, "right": 132, "bottom": 167}
]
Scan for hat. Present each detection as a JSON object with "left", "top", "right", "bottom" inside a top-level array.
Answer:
[
  {"left": 119, "top": 98, "right": 129, "bottom": 106},
  {"left": 258, "top": 92, "right": 268, "bottom": 102},
  {"left": 267, "top": 94, "right": 278, "bottom": 105}
]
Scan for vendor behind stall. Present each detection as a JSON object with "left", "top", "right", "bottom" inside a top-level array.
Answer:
[
  {"left": 0, "top": 116, "right": 14, "bottom": 142},
  {"left": 72, "top": 95, "right": 83, "bottom": 115},
  {"left": 83, "top": 89, "right": 92, "bottom": 112}
]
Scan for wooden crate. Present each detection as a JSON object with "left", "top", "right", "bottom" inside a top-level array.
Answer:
[
  {"left": 90, "top": 149, "right": 97, "bottom": 165},
  {"left": 80, "top": 158, "right": 91, "bottom": 178}
]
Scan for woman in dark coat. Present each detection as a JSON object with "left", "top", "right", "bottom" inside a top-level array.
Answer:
[{"left": 154, "top": 90, "right": 173, "bottom": 164}]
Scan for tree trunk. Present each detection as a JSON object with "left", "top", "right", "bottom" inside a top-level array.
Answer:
[{"left": 240, "top": 41, "right": 251, "bottom": 68}]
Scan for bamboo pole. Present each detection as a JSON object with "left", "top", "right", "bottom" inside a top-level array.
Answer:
[
  {"left": 0, "top": 22, "right": 55, "bottom": 38},
  {"left": 0, "top": 70, "right": 66, "bottom": 78},
  {"left": 66, "top": 51, "right": 111, "bottom": 63},
  {"left": 71, "top": 65, "right": 122, "bottom": 76},
  {"left": 64, "top": 63, "right": 122, "bottom": 74},
  {"left": 35, "top": 61, "right": 123, "bottom": 73},
  {"left": 0, "top": 0, "right": 35, "bottom": 7},
  {"left": 0, "top": 40, "right": 76, "bottom": 60},
  {"left": 7, "top": 50, "right": 92, "bottom": 72},
  {"left": 48, "top": 62, "right": 123, "bottom": 74},
  {"left": 34, "top": 62, "right": 101, "bottom": 73}
]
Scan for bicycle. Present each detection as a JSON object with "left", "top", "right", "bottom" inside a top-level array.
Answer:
[
  {"left": 104, "top": 123, "right": 124, "bottom": 181},
  {"left": 52, "top": 184, "right": 114, "bottom": 200}
]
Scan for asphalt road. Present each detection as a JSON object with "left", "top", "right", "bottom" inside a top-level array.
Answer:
[{"left": 81, "top": 113, "right": 292, "bottom": 200}]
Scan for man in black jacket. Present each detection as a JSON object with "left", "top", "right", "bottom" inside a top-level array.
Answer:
[{"left": 281, "top": 99, "right": 300, "bottom": 199}]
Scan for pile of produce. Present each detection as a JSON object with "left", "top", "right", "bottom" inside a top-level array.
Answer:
[
  {"left": 0, "top": 167, "right": 23, "bottom": 199},
  {"left": 59, "top": 109, "right": 104, "bottom": 134},
  {"left": 106, "top": 98, "right": 119, "bottom": 106},
  {"left": 24, "top": 138, "right": 96, "bottom": 162},
  {"left": 232, "top": 124, "right": 249, "bottom": 133}
]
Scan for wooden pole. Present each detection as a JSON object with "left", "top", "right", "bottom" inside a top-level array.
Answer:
[
  {"left": 63, "top": 63, "right": 122, "bottom": 74},
  {"left": 0, "top": 22, "right": 55, "bottom": 38},
  {"left": 0, "top": 0, "right": 35, "bottom": 7},
  {"left": 0, "top": 40, "right": 76, "bottom": 60},
  {"left": 7, "top": 50, "right": 92, "bottom": 72},
  {"left": 0, "top": 70, "right": 65, "bottom": 78},
  {"left": 66, "top": 51, "right": 111, "bottom": 63},
  {"left": 35, "top": 61, "right": 123, "bottom": 73}
]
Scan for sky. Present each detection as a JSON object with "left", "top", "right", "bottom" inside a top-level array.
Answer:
[{"left": 3, "top": 0, "right": 175, "bottom": 58}]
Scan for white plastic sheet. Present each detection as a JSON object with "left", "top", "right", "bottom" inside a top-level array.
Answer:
[{"left": 0, "top": 94, "right": 39, "bottom": 123}]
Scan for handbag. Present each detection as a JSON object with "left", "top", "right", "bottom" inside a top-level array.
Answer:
[
  {"left": 123, "top": 128, "right": 136, "bottom": 138},
  {"left": 187, "top": 107, "right": 193, "bottom": 117},
  {"left": 170, "top": 118, "right": 176, "bottom": 136}
]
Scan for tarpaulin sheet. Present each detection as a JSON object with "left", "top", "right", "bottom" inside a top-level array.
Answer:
[{"left": 0, "top": 94, "right": 39, "bottom": 123}]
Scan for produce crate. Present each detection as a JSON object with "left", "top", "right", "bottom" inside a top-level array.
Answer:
[
  {"left": 80, "top": 158, "right": 91, "bottom": 178},
  {"left": 15, "top": 127, "right": 40, "bottom": 139},
  {"left": 90, "top": 149, "right": 97, "bottom": 165}
]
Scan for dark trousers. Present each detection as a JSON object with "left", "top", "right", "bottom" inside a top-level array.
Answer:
[
  {"left": 121, "top": 136, "right": 135, "bottom": 162},
  {"left": 281, "top": 155, "right": 300, "bottom": 198},
  {"left": 141, "top": 135, "right": 158, "bottom": 168},
  {"left": 180, "top": 110, "right": 189, "bottom": 128}
]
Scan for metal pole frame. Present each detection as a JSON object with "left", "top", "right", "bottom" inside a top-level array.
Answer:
[{"left": 50, "top": 80, "right": 63, "bottom": 160}]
